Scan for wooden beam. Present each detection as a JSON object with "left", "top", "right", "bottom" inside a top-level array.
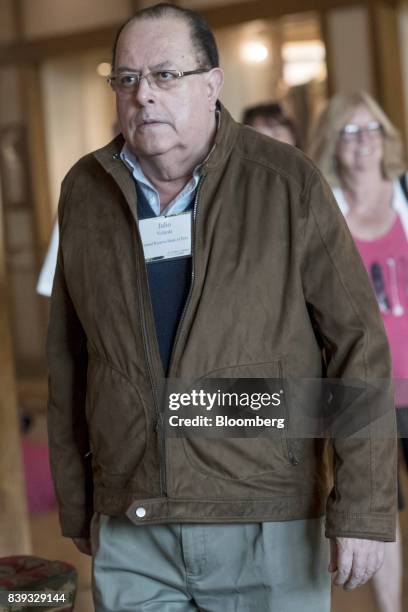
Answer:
[
  {"left": 367, "top": 1, "right": 382, "bottom": 100},
  {"left": 0, "top": 0, "right": 31, "bottom": 557},
  {"left": 0, "top": 24, "right": 118, "bottom": 65},
  {"left": 368, "top": 1, "right": 407, "bottom": 145},
  {"left": 23, "top": 64, "right": 53, "bottom": 257},
  {"left": 319, "top": 9, "right": 336, "bottom": 99},
  {"left": 0, "top": 0, "right": 399, "bottom": 66},
  {"left": 11, "top": 0, "right": 24, "bottom": 40},
  {"left": 0, "top": 184, "right": 32, "bottom": 556},
  {"left": 200, "top": 0, "right": 385, "bottom": 30}
]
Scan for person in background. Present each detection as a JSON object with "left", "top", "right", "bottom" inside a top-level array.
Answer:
[
  {"left": 37, "top": 222, "right": 59, "bottom": 297},
  {"left": 36, "top": 125, "right": 121, "bottom": 298},
  {"left": 242, "top": 102, "right": 300, "bottom": 147},
  {"left": 308, "top": 90, "right": 407, "bottom": 612}
]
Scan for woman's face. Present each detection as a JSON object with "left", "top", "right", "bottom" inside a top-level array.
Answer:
[{"left": 335, "top": 104, "right": 383, "bottom": 175}]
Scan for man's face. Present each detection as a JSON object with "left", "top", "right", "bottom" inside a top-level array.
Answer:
[{"left": 114, "top": 16, "right": 223, "bottom": 160}]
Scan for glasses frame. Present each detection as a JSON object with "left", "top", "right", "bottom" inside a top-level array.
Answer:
[
  {"left": 339, "top": 120, "right": 383, "bottom": 141},
  {"left": 107, "top": 68, "right": 211, "bottom": 95}
]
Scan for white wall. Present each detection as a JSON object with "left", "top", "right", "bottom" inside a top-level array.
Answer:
[
  {"left": 216, "top": 21, "right": 277, "bottom": 121},
  {"left": 21, "top": 0, "right": 132, "bottom": 39},
  {"left": 41, "top": 50, "right": 117, "bottom": 213},
  {"left": 326, "top": 6, "right": 374, "bottom": 95}
]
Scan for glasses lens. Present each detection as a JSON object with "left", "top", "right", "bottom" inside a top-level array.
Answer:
[
  {"left": 341, "top": 121, "right": 382, "bottom": 140},
  {"left": 109, "top": 73, "right": 140, "bottom": 95},
  {"left": 151, "top": 71, "right": 180, "bottom": 89},
  {"left": 342, "top": 124, "right": 359, "bottom": 137},
  {"left": 367, "top": 121, "right": 381, "bottom": 134}
]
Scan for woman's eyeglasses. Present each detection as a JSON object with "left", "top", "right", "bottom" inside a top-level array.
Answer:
[{"left": 339, "top": 121, "right": 382, "bottom": 141}]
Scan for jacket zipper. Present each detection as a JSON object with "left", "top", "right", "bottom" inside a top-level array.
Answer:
[
  {"left": 139, "top": 178, "right": 204, "bottom": 498},
  {"left": 140, "top": 294, "right": 165, "bottom": 492},
  {"left": 279, "top": 362, "right": 299, "bottom": 466},
  {"left": 167, "top": 177, "right": 204, "bottom": 375},
  {"left": 152, "top": 179, "right": 204, "bottom": 496},
  {"left": 135, "top": 216, "right": 167, "bottom": 496}
]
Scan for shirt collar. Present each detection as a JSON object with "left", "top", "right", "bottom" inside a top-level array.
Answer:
[
  {"left": 120, "top": 143, "right": 203, "bottom": 191},
  {"left": 120, "top": 145, "right": 202, "bottom": 216}
]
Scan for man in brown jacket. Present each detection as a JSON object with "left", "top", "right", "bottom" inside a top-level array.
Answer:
[{"left": 47, "top": 3, "right": 397, "bottom": 611}]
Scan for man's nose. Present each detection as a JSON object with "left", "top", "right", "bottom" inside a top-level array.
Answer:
[{"left": 133, "top": 75, "right": 155, "bottom": 105}]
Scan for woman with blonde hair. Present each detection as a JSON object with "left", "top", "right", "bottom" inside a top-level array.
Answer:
[{"left": 309, "top": 91, "right": 407, "bottom": 612}]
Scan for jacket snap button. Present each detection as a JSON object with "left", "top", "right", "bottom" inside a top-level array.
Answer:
[{"left": 135, "top": 507, "right": 146, "bottom": 518}]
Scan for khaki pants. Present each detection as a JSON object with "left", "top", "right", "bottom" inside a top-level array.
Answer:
[{"left": 91, "top": 515, "right": 331, "bottom": 612}]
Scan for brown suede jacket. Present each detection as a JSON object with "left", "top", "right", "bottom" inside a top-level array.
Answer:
[{"left": 47, "top": 104, "right": 397, "bottom": 541}]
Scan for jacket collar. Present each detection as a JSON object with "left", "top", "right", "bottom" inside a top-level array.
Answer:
[
  {"left": 201, "top": 102, "right": 239, "bottom": 171},
  {"left": 93, "top": 102, "right": 239, "bottom": 178}
]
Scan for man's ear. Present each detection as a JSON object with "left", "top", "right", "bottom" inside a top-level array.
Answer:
[{"left": 206, "top": 68, "right": 224, "bottom": 111}]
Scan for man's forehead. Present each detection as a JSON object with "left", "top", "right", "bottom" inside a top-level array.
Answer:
[{"left": 115, "top": 16, "right": 196, "bottom": 67}]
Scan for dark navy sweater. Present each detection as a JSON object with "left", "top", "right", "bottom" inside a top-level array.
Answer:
[{"left": 136, "top": 183, "right": 193, "bottom": 375}]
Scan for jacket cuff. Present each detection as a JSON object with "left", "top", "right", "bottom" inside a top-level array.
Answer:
[{"left": 325, "top": 510, "right": 396, "bottom": 542}]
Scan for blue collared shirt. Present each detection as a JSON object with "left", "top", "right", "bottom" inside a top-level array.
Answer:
[{"left": 120, "top": 143, "right": 201, "bottom": 216}]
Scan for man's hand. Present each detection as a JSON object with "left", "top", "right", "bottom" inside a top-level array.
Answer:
[
  {"left": 329, "top": 537, "right": 384, "bottom": 590},
  {"left": 72, "top": 537, "right": 92, "bottom": 556}
]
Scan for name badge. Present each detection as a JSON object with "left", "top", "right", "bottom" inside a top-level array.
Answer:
[{"left": 139, "top": 212, "right": 192, "bottom": 262}]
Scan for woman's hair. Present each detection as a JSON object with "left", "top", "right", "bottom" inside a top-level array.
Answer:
[
  {"left": 242, "top": 102, "right": 301, "bottom": 148},
  {"left": 307, "top": 91, "right": 405, "bottom": 187}
]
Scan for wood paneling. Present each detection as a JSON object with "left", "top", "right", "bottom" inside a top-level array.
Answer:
[
  {"left": 319, "top": 10, "right": 335, "bottom": 98},
  {"left": 0, "top": 187, "right": 31, "bottom": 555},
  {"left": 23, "top": 65, "right": 52, "bottom": 256},
  {"left": 0, "top": 0, "right": 398, "bottom": 66},
  {"left": 369, "top": 2, "right": 407, "bottom": 144},
  {"left": 0, "top": 25, "right": 119, "bottom": 65},
  {"left": 200, "top": 0, "right": 383, "bottom": 29}
]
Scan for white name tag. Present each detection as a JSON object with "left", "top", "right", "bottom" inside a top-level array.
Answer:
[{"left": 139, "top": 212, "right": 192, "bottom": 262}]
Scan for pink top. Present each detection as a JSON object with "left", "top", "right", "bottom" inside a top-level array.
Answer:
[{"left": 355, "top": 217, "right": 408, "bottom": 406}]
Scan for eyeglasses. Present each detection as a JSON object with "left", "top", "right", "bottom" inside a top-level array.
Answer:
[
  {"left": 339, "top": 121, "right": 382, "bottom": 140},
  {"left": 107, "top": 68, "right": 210, "bottom": 96}
]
